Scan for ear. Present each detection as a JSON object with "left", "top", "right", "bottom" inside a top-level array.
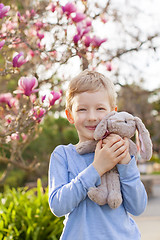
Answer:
[
  {"left": 65, "top": 109, "right": 74, "bottom": 124},
  {"left": 134, "top": 117, "right": 152, "bottom": 160}
]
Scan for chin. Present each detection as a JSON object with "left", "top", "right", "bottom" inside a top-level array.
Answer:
[{"left": 86, "top": 135, "right": 95, "bottom": 141}]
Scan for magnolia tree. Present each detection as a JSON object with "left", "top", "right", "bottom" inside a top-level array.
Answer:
[
  {"left": 0, "top": 0, "right": 159, "bottom": 184},
  {"left": 0, "top": 1, "right": 111, "bottom": 183}
]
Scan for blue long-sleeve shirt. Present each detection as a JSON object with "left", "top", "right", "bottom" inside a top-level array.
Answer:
[{"left": 48, "top": 144, "right": 147, "bottom": 240}]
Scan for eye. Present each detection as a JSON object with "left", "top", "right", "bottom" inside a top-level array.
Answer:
[
  {"left": 77, "top": 108, "right": 86, "bottom": 112},
  {"left": 125, "top": 120, "right": 127, "bottom": 123},
  {"left": 97, "top": 108, "right": 106, "bottom": 111}
]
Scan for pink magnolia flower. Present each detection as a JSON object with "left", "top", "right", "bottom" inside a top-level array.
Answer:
[
  {"left": 73, "top": 34, "right": 81, "bottom": 44},
  {"left": 51, "top": 4, "right": 56, "bottom": 12},
  {"left": 25, "top": 10, "right": 34, "bottom": 19},
  {"left": 0, "top": 3, "right": 10, "bottom": 19},
  {"left": 7, "top": 97, "right": 19, "bottom": 108},
  {"left": 30, "top": 94, "right": 37, "bottom": 103},
  {"left": 0, "top": 40, "right": 5, "bottom": 50},
  {"left": 14, "top": 76, "right": 39, "bottom": 96},
  {"left": 6, "top": 136, "right": 11, "bottom": 143},
  {"left": 12, "top": 52, "right": 27, "bottom": 68},
  {"left": 0, "top": 92, "right": 18, "bottom": 108},
  {"left": 46, "top": 3, "right": 56, "bottom": 12},
  {"left": 37, "top": 41, "right": 45, "bottom": 49},
  {"left": 83, "top": 35, "right": 92, "bottom": 47},
  {"left": 62, "top": 2, "right": 76, "bottom": 16},
  {"left": 30, "top": 9, "right": 36, "bottom": 17},
  {"left": 106, "top": 62, "right": 112, "bottom": 71},
  {"left": 35, "top": 21, "right": 44, "bottom": 30},
  {"left": 72, "top": 12, "right": 86, "bottom": 23},
  {"left": 32, "top": 106, "right": 46, "bottom": 122},
  {"left": 0, "top": 93, "right": 12, "bottom": 105},
  {"left": 49, "top": 50, "right": 57, "bottom": 58},
  {"left": 100, "top": 15, "right": 108, "bottom": 24},
  {"left": 29, "top": 50, "right": 35, "bottom": 57},
  {"left": 21, "top": 133, "right": 27, "bottom": 142},
  {"left": 5, "top": 114, "right": 14, "bottom": 124},
  {"left": 37, "top": 32, "right": 44, "bottom": 40},
  {"left": 41, "top": 95, "right": 46, "bottom": 103},
  {"left": 48, "top": 91, "right": 61, "bottom": 106},
  {"left": 17, "top": 11, "right": 23, "bottom": 21},
  {"left": 73, "top": 21, "right": 91, "bottom": 44},
  {"left": 11, "top": 132, "right": 19, "bottom": 141},
  {"left": 77, "top": 22, "right": 91, "bottom": 37},
  {"left": 92, "top": 36, "right": 107, "bottom": 48},
  {"left": 86, "top": 18, "right": 92, "bottom": 27}
]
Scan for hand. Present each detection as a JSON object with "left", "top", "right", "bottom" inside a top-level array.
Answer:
[
  {"left": 92, "top": 134, "right": 128, "bottom": 176},
  {"left": 118, "top": 137, "right": 131, "bottom": 164}
]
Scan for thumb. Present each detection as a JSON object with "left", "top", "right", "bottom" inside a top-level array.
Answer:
[{"left": 95, "top": 140, "right": 102, "bottom": 152}]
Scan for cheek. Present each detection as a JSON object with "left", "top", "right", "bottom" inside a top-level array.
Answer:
[
  {"left": 99, "top": 111, "right": 109, "bottom": 120},
  {"left": 74, "top": 114, "right": 85, "bottom": 124}
]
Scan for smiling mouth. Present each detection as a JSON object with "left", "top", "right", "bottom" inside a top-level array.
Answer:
[{"left": 85, "top": 126, "right": 97, "bottom": 131}]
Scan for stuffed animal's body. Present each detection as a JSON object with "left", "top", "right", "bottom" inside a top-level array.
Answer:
[{"left": 76, "top": 111, "right": 152, "bottom": 209}]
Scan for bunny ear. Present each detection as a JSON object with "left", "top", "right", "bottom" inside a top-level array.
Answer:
[
  {"left": 94, "top": 111, "right": 116, "bottom": 140},
  {"left": 134, "top": 117, "right": 152, "bottom": 161}
]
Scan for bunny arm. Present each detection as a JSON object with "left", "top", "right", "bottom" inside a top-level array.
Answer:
[
  {"left": 88, "top": 173, "right": 109, "bottom": 205},
  {"left": 76, "top": 140, "right": 97, "bottom": 154}
]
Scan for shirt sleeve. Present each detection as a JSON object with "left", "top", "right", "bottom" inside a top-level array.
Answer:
[
  {"left": 117, "top": 156, "right": 147, "bottom": 216},
  {"left": 48, "top": 146, "right": 100, "bottom": 217}
]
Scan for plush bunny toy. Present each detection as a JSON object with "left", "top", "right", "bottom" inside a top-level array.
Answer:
[{"left": 76, "top": 111, "right": 152, "bottom": 209}]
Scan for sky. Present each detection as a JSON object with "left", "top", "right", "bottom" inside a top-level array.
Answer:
[
  {"left": 39, "top": 0, "right": 160, "bottom": 92},
  {"left": 91, "top": 0, "right": 160, "bottom": 91}
]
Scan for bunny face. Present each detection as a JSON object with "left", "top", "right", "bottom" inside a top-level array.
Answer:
[
  {"left": 107, "top": 112, "right": 136, "bottom": 138},
  {"left": 94, "top": 111, "right": 137, "bottom": 140}
]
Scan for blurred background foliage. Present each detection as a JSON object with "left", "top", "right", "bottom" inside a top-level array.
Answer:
[
  {"left": 0, "top": 0, "right": 160, "bottom": 187},
  {"left": 0, "top": 115, "right": 78, "bottom": 189},
  {"left": 0, "top": 179, "right": 64, "bottom": 240}
]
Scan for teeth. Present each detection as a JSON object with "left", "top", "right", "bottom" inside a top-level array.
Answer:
[{"left": 86, "top": 126, "right": 96, "bottom": 130}]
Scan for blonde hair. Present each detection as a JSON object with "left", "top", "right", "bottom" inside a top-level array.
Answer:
[{"left": 66, "top": 69, "right": 117, "bottom": 111}]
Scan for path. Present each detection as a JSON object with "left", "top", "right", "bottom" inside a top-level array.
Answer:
[{"left": 132, "top": 175, "right": 160, "bottom": 240}]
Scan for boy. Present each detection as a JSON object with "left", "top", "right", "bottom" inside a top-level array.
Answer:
[{"left": 48, "top": 70, "right": 147, "bottom": 240}]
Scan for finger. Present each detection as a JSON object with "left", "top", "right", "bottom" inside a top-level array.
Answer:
[
  {"left": 95, "top": 140, "right": 102, "bottom": 151},
  {"left": 114, "top": 144, "right": 127, "bottom": 158},
  {"left": 109, "top": 136, "right": 123, "bottom": 148},
  {"left": 103, "top": 135, "right": 122, "bottom": 147},
  {"left": 109, "top": 138, "right": 125, "bottom": 153},
  {"left": 107, "top": 133, "right": 122, "bottom": 139},
  {"left": 102, "top": 143, "right": 106, "bottom": 148},
  {"left": 123, "top": 138, "right": 129, "bottom": 149},
  {"left": 116, "top": 149, "right": 128, "bottom": 161},
  {"left": 103, "top": 133, "right": 121, "bottom": 141}
]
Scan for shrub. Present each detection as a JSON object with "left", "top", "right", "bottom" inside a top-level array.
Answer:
[
  {"left": 150, "top": 153, "right": 160, "bottom": 164},
  {"left": 0, "top": 179, "right": 63, "bottom": 240}
]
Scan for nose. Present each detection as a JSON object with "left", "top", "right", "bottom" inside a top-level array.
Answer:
[{"left": 87, "top": 109, "right": 97, "bottom": 121}]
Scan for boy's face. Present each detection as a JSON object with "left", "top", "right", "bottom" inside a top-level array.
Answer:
[{"left": 66, "top": 90, "right": 114, "bottom": 143}]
